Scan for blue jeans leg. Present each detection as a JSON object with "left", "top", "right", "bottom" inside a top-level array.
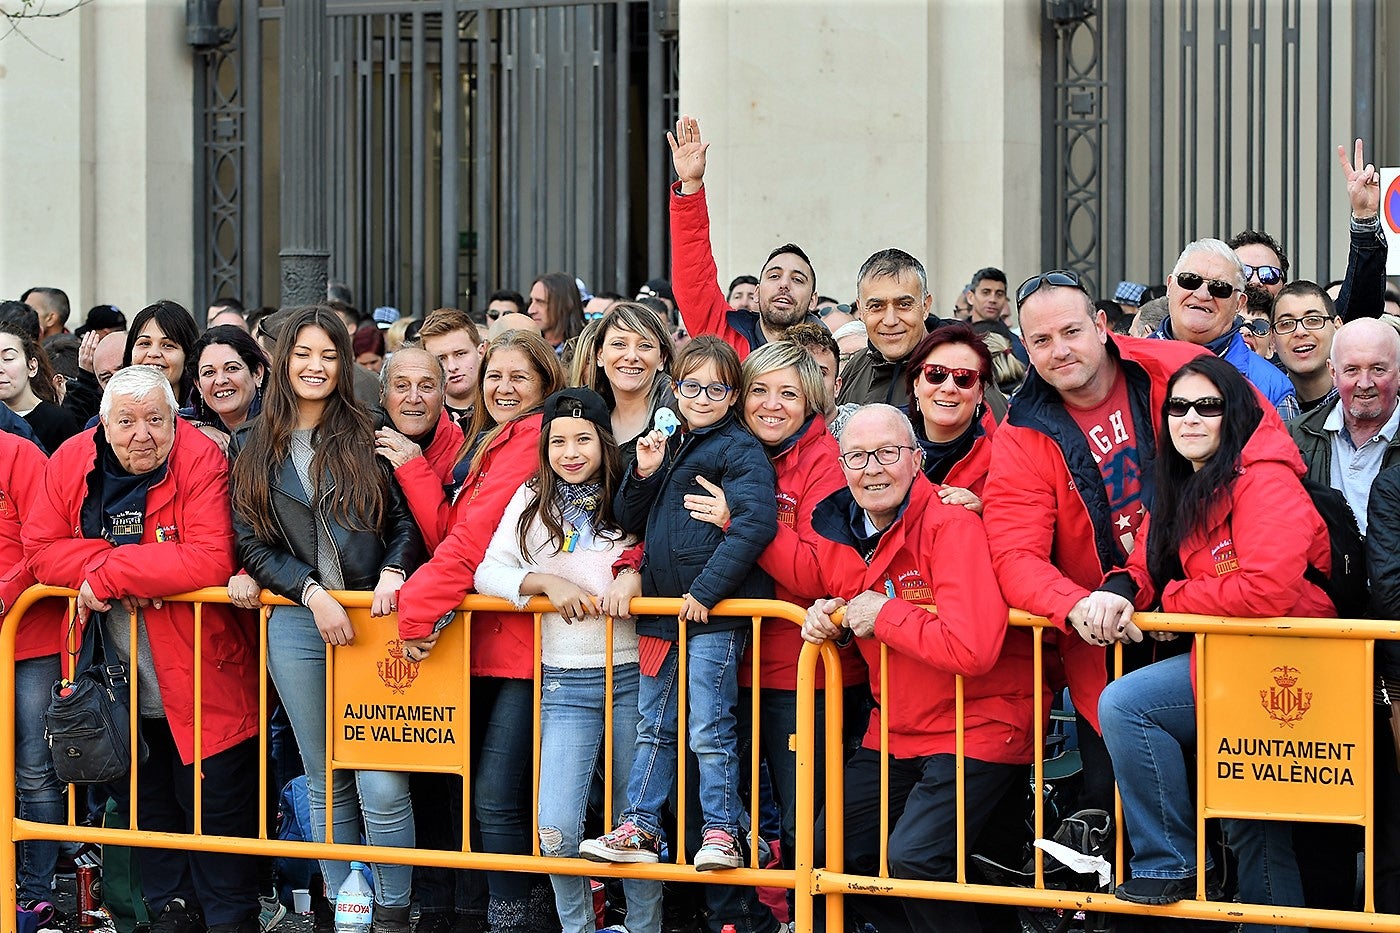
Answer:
[
  {"left": 15, "top": 654, "right": 63, "bottom": 901},
  {"left": 1224, "top": 818, "right": 1305, "bottom": 932},
  {"left": 1098, "top": 653, "right": 1209, "bottom": 880},
  {"left": 267, "top": 605, "right": 415, "bottom": 905},
  {"left": 686, "top": 629, "right": 747, "bottom": 836},
  {"left": 537, "top": 664, "right": 660, "bottom": 933},
  {"left": 623, "top": 645, "right": 681, "bottom": 837}
]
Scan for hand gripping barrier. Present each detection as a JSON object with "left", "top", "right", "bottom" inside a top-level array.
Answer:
[{"left": 4, "top": 586, "right": 1400, "bottom": 931}]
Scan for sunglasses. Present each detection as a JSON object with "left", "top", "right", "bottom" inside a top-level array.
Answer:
[
  {"left": 1165, "top": 396, "right": 1225, "bottom": 418},
  {"left": 1242, "top": 263, "right": 1284, "bottom": 286},
  {"left": 1174, "top": 272, "right": 1238, "bottom": 300},
  {"left": 1241, "top": 317, "right": 1271, "bottom": 338},
  {"left": 1016, "top": 270, "right": 1087, "bottom": 310},
  {"left": 486, "top": 308, "right": 503, "bottom": 321},
  {"left": 920, "top": 363, "right": 980, "bottom": 390}
]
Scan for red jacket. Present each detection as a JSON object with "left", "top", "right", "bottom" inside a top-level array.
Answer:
[
  {"left": 750, "top": 415, "right": 866, "bottom": 690},
  {"left": 767, "top": 473, "right": 1036, "bottom": 763},
  {"left": 398, "top": 414, "right": 543, "bottom": 676},
  {"left": 984, "top": 335, "right": 1272, "bottom": 732},
  {"left": 393, "top": 414, "right": 466, "bottom": 548},
  {"left": 22, "top": 421, "right": 258, "bottom": 764},
  {"left": 0, "top": 432, "right": 64, "bottom": 661},
  {"left": 1122, "top": 425, "right": 1333, "bottom": 619},
  {"left": 671, "top": 182, "right": 783, "bottom": 358}
]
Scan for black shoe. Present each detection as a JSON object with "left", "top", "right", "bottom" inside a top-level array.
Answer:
[
  {"left": 414, "top": 914, "right": 453, "bottom": 933},
  {"left": 446, "top": 914, "right": 489, "bottom": 933},
  {"left": 207, "top": 919, "right": 259, "bottom": 933},
  {"left": 370, "top": 904, "right": 411, "bottom": 933},
  {"left": 1114, "top": 876, "right": 1195, "bottom": 905},
  {"left": 312, "top": 889, "right": 335, "bottom": 933},
  {"left": 150, "top": 899, "right": 206, "bottom": 933}
]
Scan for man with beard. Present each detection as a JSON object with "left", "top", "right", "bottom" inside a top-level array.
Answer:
[{"left": 668, "top": 115, "right": 819, "bottom": 357}]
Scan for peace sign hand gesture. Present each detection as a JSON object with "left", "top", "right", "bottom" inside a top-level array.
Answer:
[{"left": 1337, "top": 138, "right": 1380, "bottom": 220}]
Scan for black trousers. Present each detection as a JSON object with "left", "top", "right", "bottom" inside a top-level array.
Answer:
[
  {"left": 814, "top": 747, "right": 1022, "bottom": 933},
  {"left": 108, "top": 720, "right": 260, "bottom": 927}
]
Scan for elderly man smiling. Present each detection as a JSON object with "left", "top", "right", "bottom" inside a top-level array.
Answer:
[
  {"left": 767, "top": 403, "right": 1035, "bottom": 933},
  {"left": 23, "top": 364, "right": 261, "bottom": 933}
]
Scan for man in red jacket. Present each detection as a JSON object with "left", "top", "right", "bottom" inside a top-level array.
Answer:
[
  {"left": 667, "top": 114, "right": 819, "bottom": 357},
  {"left": 23, "top": 365, "right": 261, "bottom": 933},
  {"left": 982, "top": 271, "right": 1206, "bottom": 814},
  {"left": 776, "top": 404, "right": 1035, "bottom": 933}
]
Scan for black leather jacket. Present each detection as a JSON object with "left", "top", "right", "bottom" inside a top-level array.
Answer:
[{"left": 229, "top": 418, "right": 423, "bottom": 600}]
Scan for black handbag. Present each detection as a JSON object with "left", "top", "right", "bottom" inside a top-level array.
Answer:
[{"left": 44, "top": 614, "right": 145, "bottom": 784}]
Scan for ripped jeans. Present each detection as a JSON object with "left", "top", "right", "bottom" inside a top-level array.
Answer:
[{"left": 537, "top": 663, "right": 661, "bottom": 933}]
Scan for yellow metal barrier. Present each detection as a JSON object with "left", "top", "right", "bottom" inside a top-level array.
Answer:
[
  {"left": 802, "top": 607, "right": 1400, "bottom": 932},
  {"left": 0, "top": 585, "right": 834, "bottom": 933},
  {"left": 8, "top": 585, "right": 1400, "bottom": 932}
]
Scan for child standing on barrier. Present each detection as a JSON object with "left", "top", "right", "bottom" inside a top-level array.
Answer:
[
  {"left": 474, "top": 387, "right": 660, "bottom": 933},
  {"left": 580, "top": 336, "right": 778, "bottom": 885}
]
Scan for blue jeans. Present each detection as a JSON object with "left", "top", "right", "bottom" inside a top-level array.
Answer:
[
  {"left": 1098, "top": 653, "right": 1213, "bottom": 880},
  {"left": 1222, "top": 819, "right": 1305, "bottom": 932},
  {"left": 537, "top": 663, "right": 661, "bottom": 933},
  {"left": 15, "top": 654, "right": 63, "bottom": 901},
  {"left": 625, "top": 630, "right": 747, "bottom": 839},
  {"left": 267, "top": 606, "right": 415, "bottom": 907}
]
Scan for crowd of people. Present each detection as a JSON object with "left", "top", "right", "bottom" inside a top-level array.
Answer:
[{"left": 3, "top": 120, "right": 1400, "bottom": 933}]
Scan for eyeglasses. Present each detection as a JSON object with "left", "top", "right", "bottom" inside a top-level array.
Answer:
[
  {"left": 486, "top": 308, "right": 503, "bottom": 321},
  {"left": 675, "top": 379, "right": 732, "bottom": 401},
  {"left": 1242, "top": 263, "right": 1284, "bottom": 286},
  {"left": 1016, "top": 270, "right": 1087, "bottom": 310},
  {"left": 1173, "top": 272, "right": 1238, "bottom": 300},
  {"left": 1272, "top": 314, "right": 1331, "bottom": 335},
  {"left": 1241, "top": 317, "right": 1271, "bottom": 338},
  {"left": 838, "top": 445, "right": 916, "bottom": 470},
  {"left": 1165, "top": 396, "right": 1226, "bottom": 418},
  {"left": 920, "top": 363, "right": 980, "bottom": 389}
]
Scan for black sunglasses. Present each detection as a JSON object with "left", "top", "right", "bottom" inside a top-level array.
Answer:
[
  {"left": 1165, "top": 396, "right": 1226, "bottom": 418},
  {"left": 920, "top": 363, "right": 980, "bottom": 389},
  {"left": 1242, "top": 263, "right": 1284, "bottom": 286},
  {"left": 1241, "top": 317, "right": 1271, "bottom": 338},
  {"left": 1174, "top": 272, "right": 1238, "bottom": 300},
  {"left": 1016, "top": 270, "right": 1087, "bottom": 309}
]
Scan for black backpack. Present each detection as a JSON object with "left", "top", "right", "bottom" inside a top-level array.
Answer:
[{"left": 1301, "top": 477, "right": 1369, "bottom": 618}]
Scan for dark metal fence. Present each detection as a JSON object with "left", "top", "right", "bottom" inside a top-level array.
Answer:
[
  {"left": 194, "top": 0, "right": 677, "bottom": 317},
  {"left": 1042, "top": 0, "right": 1380, "bottom": 297}
]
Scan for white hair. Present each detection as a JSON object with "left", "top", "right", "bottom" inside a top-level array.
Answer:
[
  {"left": 841, "top": 403, "right": 917, "bottom": 450},
  {"left": 1171, "top": 238, "right": 1247, "bottom": 291},
  {"left": 100, "top": 365, "right": 178, "bottom": 422}
]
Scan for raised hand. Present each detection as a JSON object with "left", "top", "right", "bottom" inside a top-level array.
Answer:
[
  {"left": 667, "top": 114, "right": 709, "bottom": 195},
  {"left": 1337, "top": 138, "right": 1380, "bottom": 220}
]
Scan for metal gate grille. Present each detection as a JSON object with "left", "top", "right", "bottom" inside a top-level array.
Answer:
[
  {"left": 195, "top": 0, "right": 676, "bottom": 316},
  {"left": 1043, "top": 0, "right": 1379, "bottom": 296}
]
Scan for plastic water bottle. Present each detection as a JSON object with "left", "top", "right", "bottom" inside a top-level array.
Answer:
[{"left": 333, "top": 862, "right": 374, "bottom": 933}]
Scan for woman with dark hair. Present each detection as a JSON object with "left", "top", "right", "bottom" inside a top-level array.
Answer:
[
  {"left": 228, "top": 306, "right": 423, "bottom": 933},
  {"left": 528, "top": 272, "right": 586, "bottom": 351},
  {"left": 395, "top": 329, "right": 564, "bottom": 933},
  {"left": 187, "top": 325, "right": 269, "bottom": 434},
  {"left": 0, "top": 323, "right": 79, "bottom": 452},
  {"left": 125, "top": 300, "right": 200, "bottom": 406},
  {"left": 902, "top": 322, "right": 998, "bottom": 512},
  {"left": 569, "top": 301, "right": 678, "bottom": 471},
  {"left": 1097, "top": 356, "right": 1331, "bottom": 923}
]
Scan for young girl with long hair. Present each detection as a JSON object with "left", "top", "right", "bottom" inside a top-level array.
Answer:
[
  {"left": 474, "top": 387, "right": 660, "bottom": 933},
  {"left": 228, "top": 306, "right": 424, "bottom": 933},
  {"left": 0, "top": 323, "right": 79, "bottom": 453},
  {"left": 1097, "top": 356, "right": 1332, "bottom": 928}
]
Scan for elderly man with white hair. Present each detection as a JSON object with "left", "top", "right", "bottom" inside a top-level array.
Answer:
[
  {"left": 1153, "top": 236, "right": 1300, "bottom": 419},
  {"left": 1290, "top": 316, "right": 1400, "bottom": 533},
  {"left": 23, "top": 364, "right": 263, "bottom": 933},
  {"left": 766, "top": 402, "right": 1034, "bottom": 933}
]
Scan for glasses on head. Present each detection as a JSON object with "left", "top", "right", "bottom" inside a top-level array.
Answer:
[
  {"left": 1241, "top": 317, "right": 1271, "bottom": 338},
  {"left": 1016, "top": 270, "right": 1087, "bottom": 310},
  {"left": 675, "top": 379, "right": 733, "bottom": 401},
  {"left": 1272, "top": 314, "right": 1331, "bottom": 336},
  {"left": 1165, "top": 396, "right": 1226, "bottom": 418},
  {"left": 1174, "top": 272, "right": 1238, "bottom": 300},
  {"left": 1242, "top": 263, "right": 1284, "bottom": 286},
  {"left": 920, "top": 363, "right": 980, "bottom": 390},
  {"left": 838, "top": 445, "right": 916, "bottom": 470}
]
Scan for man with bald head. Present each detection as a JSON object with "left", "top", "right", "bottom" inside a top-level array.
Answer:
[
  {"left": 766, "top": 402, "right": 1032, "bottom": 933},
  {"left": 1290, "top": 316, "right": 1400, "bottom": 533}
]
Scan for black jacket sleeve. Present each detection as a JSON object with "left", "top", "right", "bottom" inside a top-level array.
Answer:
[
  {"left": 1336, "top": 217, "right": 1388, "bottom": 323},
  {"left": 1366, "top": 464, "right": 1400, "bottom": 681},
  {"left": 380, "top": 468, "right": 425, "bottom": 577}
]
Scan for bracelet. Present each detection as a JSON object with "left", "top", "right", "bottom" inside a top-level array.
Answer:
[
  {"left": 301, "top": 579, "right": 324, "bottom": 607},
  {"left": 615, "top": 566, "right": 639, "bottom": 578},
  {"left": 381, "top": 566, "right": 406, "bottom": 579}
]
